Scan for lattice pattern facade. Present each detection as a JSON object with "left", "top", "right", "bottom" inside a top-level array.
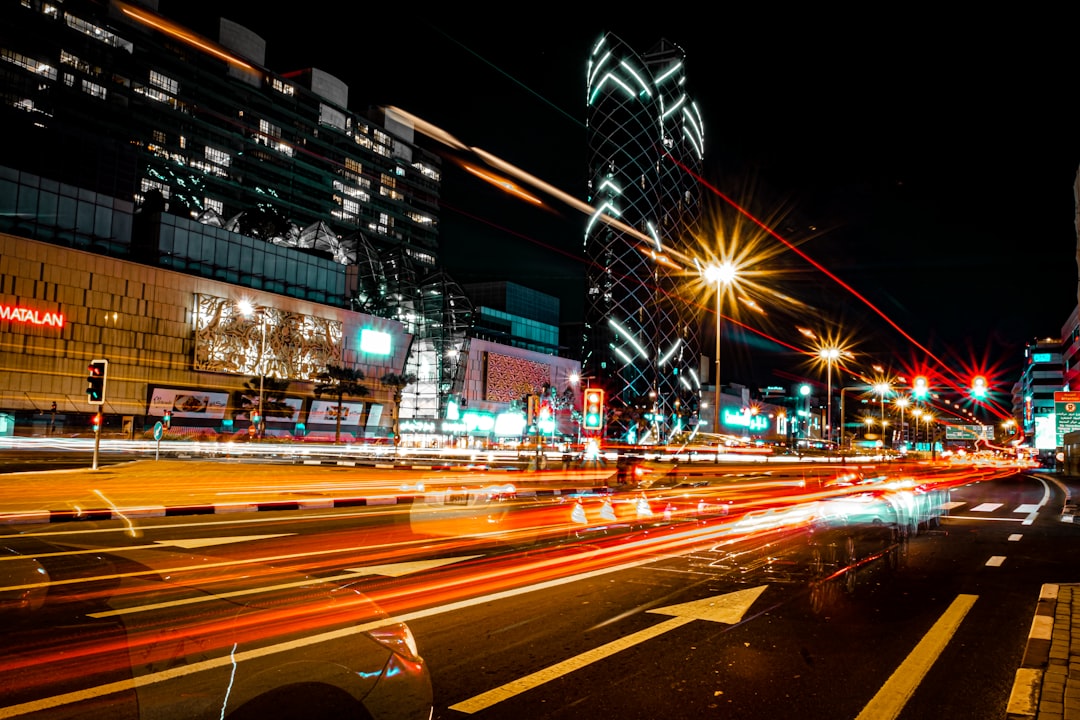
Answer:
[{"left": 583, "top": 32, "right": 705, "bottom": 440}]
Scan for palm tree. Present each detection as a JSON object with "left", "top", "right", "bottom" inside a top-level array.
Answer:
[
  {"left": 237, "top": 375, "right": 293, "bottom": 438},
  {"left": 380, "top": 372, "right": 417, "bottom": 446},
  {"left": 313, "top": 364, "right": 370, "bottom": 444}
]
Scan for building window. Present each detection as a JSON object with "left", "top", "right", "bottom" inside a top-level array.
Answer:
[
  {"left": 65, "top": 14, "right": 133, "bottom": 53},
  {"left": 81, "top": 78, "right": 106, "bottom": 99},
  {"left": 1, "top": 48, "right": 57, "bottom": 80},
  {"left": 256, "top": 118, "right": 294, "bottom": 157},
  {"left": 205, "top": 146, "right": 231, "bottom": 168}
]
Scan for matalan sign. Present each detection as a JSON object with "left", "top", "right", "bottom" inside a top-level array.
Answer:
[{"left": 0, "top": 303, "right": 64, "bottom": 328}]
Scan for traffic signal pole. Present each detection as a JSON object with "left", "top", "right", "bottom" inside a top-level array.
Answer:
[
  {"left": 92, "top": 414, "right": 101, "bottom": 470},
  {"left": 86, "top": 359, "right": 108, "bottom": 470}
]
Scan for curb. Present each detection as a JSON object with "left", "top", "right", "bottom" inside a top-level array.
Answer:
[
  {"left": 0, "top": 485, "right": 617, "bottom": 525},
  {"left": 1007, "top": 583, "right": 1058, "bottom": 719}
]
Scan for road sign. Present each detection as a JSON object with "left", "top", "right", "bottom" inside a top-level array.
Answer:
[{"left": 1055, "top": 391, "right": 1080, "bottom": 446}]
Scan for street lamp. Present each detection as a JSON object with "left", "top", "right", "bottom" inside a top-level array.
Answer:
[
  {"left": 923, "top": 413, "right": 935, "bottom": 461},
  {"left": 238, "top": 300, "right": 269, "bottom": 438},
  {"left": 838, "top": 384, "right": 867, "bottom": 459},
  {"left": 874, "top": 382, "right": 891, "bottom": 451},
  {"left": 703, "top": 262, "right": 737, "bottom": 435},
  {"left": 819, "top": 347, "right": 841, "bottom": 447},
  {"left": 895, "top": 396, "right": 909, "bottom": 450}
]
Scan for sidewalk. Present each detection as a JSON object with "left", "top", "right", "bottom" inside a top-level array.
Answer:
[{"left": 1008, "top": 584, "right": 1080, "bottom": 720}]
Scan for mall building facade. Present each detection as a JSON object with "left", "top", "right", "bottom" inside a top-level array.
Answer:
[{"left": 0, "top": 0, "right": 578, "bottom": 443}]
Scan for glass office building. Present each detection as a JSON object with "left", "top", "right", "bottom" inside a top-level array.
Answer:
[{"left": 582, "top": 32, "right": 706, "bottom": 441}]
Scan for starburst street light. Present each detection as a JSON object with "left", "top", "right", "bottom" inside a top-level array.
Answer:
[
  {"left": 818, "top": 347, "right": 842, "bottom": 447},
  {"left": 874, "top": 381, "right": 891, "bottom": 446},
  {"left": 895, "top": 396, "right": 909, "bottom": 449},
  {"left": 702, "top": 261, "right": 738, "bottom": 435}
]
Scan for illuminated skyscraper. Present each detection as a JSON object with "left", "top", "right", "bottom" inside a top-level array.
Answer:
[{"left": 583, "top": 33, "right": 705, "bottom": 441}]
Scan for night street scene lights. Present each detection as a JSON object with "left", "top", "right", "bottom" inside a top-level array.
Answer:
[{"left": 702, "top": 261, "right": 738, "bottom": 434}]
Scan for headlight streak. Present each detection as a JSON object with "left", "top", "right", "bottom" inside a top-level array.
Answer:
[{"left": 0, "top": 465, "right": 1017, "bottom": 715}]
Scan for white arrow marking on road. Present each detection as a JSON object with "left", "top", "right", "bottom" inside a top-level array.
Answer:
[
  {"left": 647, "top": 584, "right": 769, "bottom": 624},
  {"left": 160, "top": 534, "right": 294, "bottom": 549},
  {"left": 449, "top": 585, "right": 769, "bottom": 714},
  {"left": 344, "top": 556, "right": 483, "bottom": 577}
]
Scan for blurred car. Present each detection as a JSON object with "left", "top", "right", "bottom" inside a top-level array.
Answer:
[{"left": 0, "top": 535, "right": 432, "bottom": 720}]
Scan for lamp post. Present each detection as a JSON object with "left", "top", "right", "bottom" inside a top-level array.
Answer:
[
  {"left": 703, "top": 262, "right": 737, "bottom": 436},
  {"left": 238, "top": 300, "right": 269, "bottom": 438},
  {"left": 819, "top": 348, "right": 841, "bottom": 449},
  {"left": 924, "top": 414, "right": 935, "bottom": 461},
  {"left": 838, "top": 384, "right": 866, "bottom": 460},
  {"left": 874, "top": 382, "right": 891, "bottom": 456},
  {"left": 895, "top": 396, "right": 909, "bottom": 451}
]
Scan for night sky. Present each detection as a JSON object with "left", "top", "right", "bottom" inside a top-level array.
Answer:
[{"left": 164, "top": 4, "right": 1079, "bottom": 395}]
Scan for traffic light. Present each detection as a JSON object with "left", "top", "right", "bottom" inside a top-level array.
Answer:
[
  {"left": 86, "top": 359, "right": 108, "bottom": 405},
  {"left": 162, "top": 410, "right": 172, "bottom": 430},
  {"left": 91, "top": 413, "right": 102, "bottom": 432},
  {"left": 971, "top": 375, "right": 988, "bottom": 399},
  {"left": 583, "top": 389, "right": 605, "bottom": 430},
  {"left": 913, "top": 376, "right": 928, "bottom": 399}
]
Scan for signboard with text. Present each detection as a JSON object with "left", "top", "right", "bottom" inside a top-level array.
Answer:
[{"left": 1055, "top": 392, "right": 1080, "bottom": 447}]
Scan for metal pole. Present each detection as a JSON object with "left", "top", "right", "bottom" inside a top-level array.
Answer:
[
  {"left": 713, "top": 287, "right": 721, "bottom": 436},
  {"left": 826, "top": 361, "right": 833, "bottom": 451},
  {"left": 839, "top": 387, "right": 846, "bottom": 461},
  {"left": 258, "top": 316, "right": 266, "bottom": 439},
  {"left": 92, "top": 417, "right": 100, "bottom": 470}
]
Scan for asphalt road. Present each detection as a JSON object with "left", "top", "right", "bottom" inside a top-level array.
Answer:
[{"left": 0, "top": 460, "right": 1070, "bottom": 719}]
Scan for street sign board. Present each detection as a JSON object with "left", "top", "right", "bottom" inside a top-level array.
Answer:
[{"left": 1055, "top": 391, "right": 1080, "bottom": 446}]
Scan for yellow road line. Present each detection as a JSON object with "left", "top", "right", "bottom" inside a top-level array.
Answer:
[
  {"left": 449, "top": 616, "right": 693, "bottom": 714},
  {"left": 855, "top": 593, "right": 977, "bottom": 720}
]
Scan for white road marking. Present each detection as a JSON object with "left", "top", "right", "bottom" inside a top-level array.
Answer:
[
  {"left": 941, "top": 501, "right": 966, "bottom": 511},
  {"left": 986, "top": 556, "right": 1006, "bottom": 567},
  {"left": 1008, "top": 534, "right": 1023, "bottom": 542},
  {"left": 854, "top": 594, "right": 977, "bottom": 720},
  {"left": 971, "top": 503, "right": 1003, "bottom": 512},
  {"left": 449, "top": 586, "right": 769, "bottom": 714},
  {"left": 1014, "top": 504, "right": 1040, "bottom": 514}
]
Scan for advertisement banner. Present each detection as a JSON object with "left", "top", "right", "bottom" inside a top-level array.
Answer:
[
  {"left": 309, "top": 400, "right": 364, "bottom": 426},
  {"left": 234, "top": 395, "right": 303, "bottom": 423},
  {"left": 148, "top": 388, "right": 229, "bottom": 419}
]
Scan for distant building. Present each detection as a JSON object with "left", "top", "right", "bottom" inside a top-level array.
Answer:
[
  {"left": 1015, "top": 338, "right": 1064, "bottom": 453},
  {"left": 582, "top": 32, "right": 706, "bottom": 443},
  {"left": 464, "top": 281, "right": 561, "bottom": 356}
]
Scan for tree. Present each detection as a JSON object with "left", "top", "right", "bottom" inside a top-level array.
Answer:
[
  {"left": 237, "top": 376, "right": 293, "bottom": 438},
  {"left": 313, "top": 364, "right": 369, "bottom": 445},
  {"left": 380, "top": 372, "right": 417, "bottom": 446}
]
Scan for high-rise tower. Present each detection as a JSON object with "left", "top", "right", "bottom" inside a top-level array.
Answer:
[{"left": 582, "top": 32, "right": 705, "bottom": 441}]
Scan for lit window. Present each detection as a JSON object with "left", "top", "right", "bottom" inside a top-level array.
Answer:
[
  {"left": 1, "top": 49, "right": 58, "bottom": 80},
  {"left": 205, "top": 146, "right": 231, "bottom": 167},
  {"left": 271, "top": 78, "right": 294, "bottom": 96},
  {"left": 81, "top": 79, "right": 106, "bottom": 99}
]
